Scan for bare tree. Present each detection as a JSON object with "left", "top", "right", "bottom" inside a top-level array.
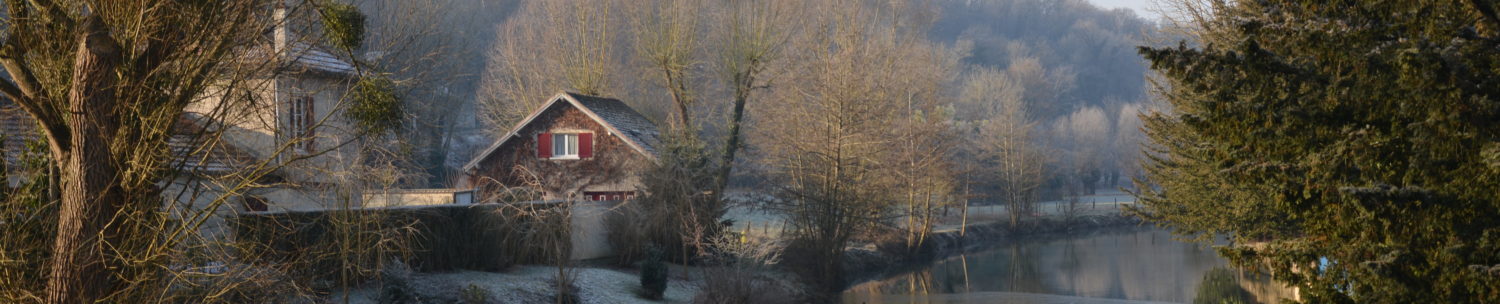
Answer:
[
  {"left": 966, "top": 67, "right": 1046, "bottom": 228},
  {"left": 757, "top": 0, "right": 955, "bottom": 293},
  {"left": 628, "top": 0, "right": 703, "bottom": 129},
  {"left": 1112, "top": 102, "right": 1146, "bottom": 188},
  {"left": 479, "top": 0, "right": 624, "bottom": 129},
  {"left": 0, "top": 2, "right": 275, "bottom": 301},
  {"left": 708, "top": 0, "right": 799, "bottom": 200},
  {"left": 0, "top": 1, "right": 408, "bottom": 302},
  {"left": 358, "top": 0, "right": 497, "bottom": 186},
  {"left": 1053, "top": 106, "right": 1110, "bottom": 194},
  {"left": 882, "top": 22, "right": 961, "bottom": 257}
]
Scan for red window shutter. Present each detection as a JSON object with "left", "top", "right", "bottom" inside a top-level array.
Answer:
[
  {"left": 537, "top": 132, "right": 552, "bottom": 158},
  {"left": 578, "top": 133, "right": 593, "bottom": 159}
]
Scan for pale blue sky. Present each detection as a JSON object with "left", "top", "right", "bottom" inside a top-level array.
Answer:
[{"left": 1088, "top": 0, "right": 1161, "bottom": 21}]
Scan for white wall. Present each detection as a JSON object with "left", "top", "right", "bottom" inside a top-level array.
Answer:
[{"left": 569, "top": 200, "right": 617, "bottom": 260}]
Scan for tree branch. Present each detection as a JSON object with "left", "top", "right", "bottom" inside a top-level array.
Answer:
[
  {"left": 26, "top": 0, "right": 76, "bottom": 30},
  {"left": 0, "top": 49, "right": 67, "bottom": 131},
  {"left": 0, "top": 77, "right": 24, "bottom": 102},
  {"left": 0, "top": 44, "right": 52, "bottom": 103},
  {"left": 1467, "top": 0, "right": 1500, "bottom": 34},
  {"left": 0, "top": 75, "right": 70, "bottom": 157},
  {"left": 0, "top": 2, "right": 74, "bottom": 156}
]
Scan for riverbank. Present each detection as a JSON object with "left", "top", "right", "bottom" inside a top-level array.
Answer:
[
  {"left": 841, "top": 213, "right": 1145, "bottom": 289},
  {"left": 330, "top": 264, "right": 703, "bottom": 303}
]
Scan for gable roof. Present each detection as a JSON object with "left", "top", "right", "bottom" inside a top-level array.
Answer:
[
  {"left": 1, "top": 104, "right": 259, "bottom": 175},
  {"left": 0, "top": 104, "right": 38, "bottom": 164},
  {"left": 462, "top": 92, "right": 660, "bottom": 173},
  {"left": 284, "top": 41, "right": 355, "bottom": 76},
  {"left": 237, "top": 32, "right": 356, "bottom": 77}
]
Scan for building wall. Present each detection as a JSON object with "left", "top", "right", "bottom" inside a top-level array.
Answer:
[
  {"left": 276, "top": 75, "right": 359, "bottom": 186},
  {"left": 570, "top": 200, "right": 617, "bottom": 260},
  {"left": 160, "top": 177, "right": 240, "bottom": 239},
  {"left": 187, "top": 73, "right": 359, "bottom": 211},
  {"left": 161, "top": 176, "right": 361, "bottom": 240},
  {"left": 468, "top": 102, "right": 649, "bottom": 202},
  {"left": 362, "top": 190, "right": 462, "bottom": 208}
]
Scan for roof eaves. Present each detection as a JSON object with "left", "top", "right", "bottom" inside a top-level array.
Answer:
[
  {"left": 460, "top": 92, "right": 662, "bottom": 173},
  {"left": 557, "top": 93, "right": 659, "bottom": 162},
  {"left": 460, "top": 93, "right": 571, "bottom": 172}
]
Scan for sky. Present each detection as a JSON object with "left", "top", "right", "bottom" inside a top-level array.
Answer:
[{"left": 1087, "top": 0, "right": 1162, "bottom": 21}]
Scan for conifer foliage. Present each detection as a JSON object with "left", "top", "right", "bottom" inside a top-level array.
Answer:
[{"left": 1136, "top": 1, "right": 1500, "bottom": 302}]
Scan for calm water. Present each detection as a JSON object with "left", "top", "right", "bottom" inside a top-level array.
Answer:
[{"left": 843, "top": 228, "right": 1297, "bottom": 304}]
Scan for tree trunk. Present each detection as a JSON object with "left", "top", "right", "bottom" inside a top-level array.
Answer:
[
  {"left": 46, "top": 17, "right": 125, "bottom": 304},
  {"left": 714, "top": 88, "right": 750, "bottom": 199}
]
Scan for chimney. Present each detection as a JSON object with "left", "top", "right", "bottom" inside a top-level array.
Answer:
[{"left": 273, "top": 0, "right": 288, "bottom": 56}]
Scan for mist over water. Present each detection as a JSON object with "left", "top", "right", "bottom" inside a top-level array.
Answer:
[{"left": 843, "top": 228, "right": 1296, "bottom": 304}]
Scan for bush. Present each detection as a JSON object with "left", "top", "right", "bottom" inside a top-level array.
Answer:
[
  {"left": 459, "top": 284, "right": 492, "bottom": 304},
  {"left": 692, "top": 232, "right": 798, "bottom": 304},
  {"left": 1193, "top": 268, "right": 1254, "bottom": 304},
  {"left": 640, "top": 245, "right": 669, "bottom": 300},
  {"left": 378, "top": 261, "right": 420, "bottom": 304},
  {"left": 606, "top": 201, "right": 651, "bottom": 265},
  {"left": 552, "top": 276, "right": 581, "bottom": 304},
  {"left": 232, "top": 203, "right": 570, "bottom": 283},
  {"left": 631, "top": 129, "right": 727, "bottom": 262}
]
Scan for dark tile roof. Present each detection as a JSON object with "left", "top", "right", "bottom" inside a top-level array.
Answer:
[
  {"left": 0, "top": 103, "right": 39, "bottom": 165},
  {"left": 1, "top": 105, "right": 258, "bottom": 174},
  {"left": 461, "top": 92, "right": 662, "bottom": 172},
  {"left": 286, "top": 41, "right": 355, "bottom": 75},
  {"left": 171, "top": 113, "right": 261, "bottom": 174},
  {"left": 238, "top": 34, "right": 356, "bottom": 77},
  {"left": 565, "top": 92, "right": 660, "bottom": 155}
]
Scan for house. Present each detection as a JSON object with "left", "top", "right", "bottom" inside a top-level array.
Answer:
[
  {"left": 2, "top": 103, "right": 266, "bottom": 237},
  {"left": 460, "top": 92, "right": 660, "bottom": 203},
  {"left": 1, "top": 2, "right": 367, "bottom": 237},
  {"left": 1, "top": 107, "right": 259, "bottom": 184},
  {"left": 178, "top": 1, "right": 365, "bottom": 213},
  {"left": 458, "top": 92, "right": 660, "bottom": 260}
]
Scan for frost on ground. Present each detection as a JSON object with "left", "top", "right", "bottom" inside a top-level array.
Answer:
[
  {"left": 332, "top": 266, "right": 700, "bottom": 304},
  {"left": 843, "top": 291, "right": 1180, "bottom": 304}
]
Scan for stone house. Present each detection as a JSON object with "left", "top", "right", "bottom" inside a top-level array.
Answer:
[{"left": 460, "top": 92, "right": 660, "bottom": 202}]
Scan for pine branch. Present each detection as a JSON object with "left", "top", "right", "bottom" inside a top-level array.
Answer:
[{"left": 1467, "top": 0, "right": 1500, "bottom": 34}]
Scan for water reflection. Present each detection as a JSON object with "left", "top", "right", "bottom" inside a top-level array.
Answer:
[{"left": 843, "top": 228, "right": 1296, "bottom": 304}]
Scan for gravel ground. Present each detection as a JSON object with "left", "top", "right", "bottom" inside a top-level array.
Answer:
[{"left": 332, "top": 266, "right": 700, "bottom": 304}]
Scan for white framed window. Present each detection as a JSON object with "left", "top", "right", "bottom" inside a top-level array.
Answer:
[
  {"left": 287, "top": 95, "right": 315, "bottom": 152},
  {"left": 552, "top": 133, "right": 578, "bottom": 158}
]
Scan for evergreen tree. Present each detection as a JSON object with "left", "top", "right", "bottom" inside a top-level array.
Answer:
[{"left": 1136, "top": 1, "right": 1500, "bottom": 302}]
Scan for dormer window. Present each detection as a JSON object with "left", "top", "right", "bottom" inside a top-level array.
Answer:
[{"left": 537, "top": 132, "right": 592, "bottom": 160}]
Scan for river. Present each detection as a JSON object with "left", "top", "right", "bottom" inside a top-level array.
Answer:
[{"left": 842, "top": 227, "right": 1297, "bottom": 304}]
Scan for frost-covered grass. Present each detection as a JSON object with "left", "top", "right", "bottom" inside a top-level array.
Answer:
[{"left": 330, "top": 266, "right": 701, "bottom": 304}]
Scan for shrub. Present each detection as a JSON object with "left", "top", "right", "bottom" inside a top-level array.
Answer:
[
  {"left": 232, "top": 203, "right": 567, "bottom": 278},
  {"left": 378, "top": 261, "right": 420, "bottom": 304},
  {"left": 459, "top": 284, "right": 492, "bottom": 304},
  {"left": 606, "top": 201, "right": 651, "bottom": 265},
  {"left": 632, "top": 129, "right": 728, "bottom": 262},
  {"left": 1193, "top": 268, "right": 1254, "bottom": 304},
  {"left": 640, "top": 245, "right": 669, "bottom": 300},
  {"left": 692, "top": 232, "right": 797, "bottom": 304},
  {"left": 552, "top": 276, "right": 581, "bottom": 304}
]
